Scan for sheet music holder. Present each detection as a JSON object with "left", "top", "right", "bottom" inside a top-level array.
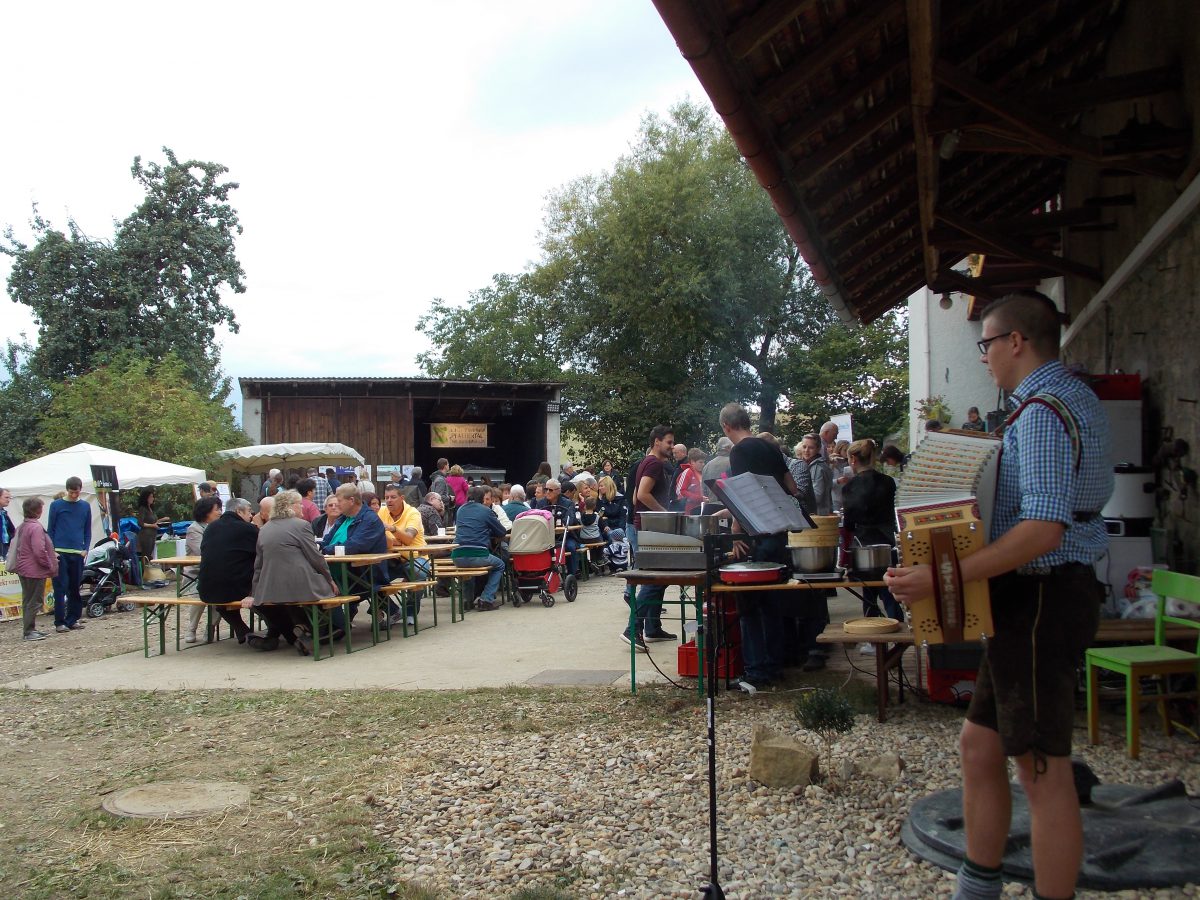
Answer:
[{"left": 708, "top": 473, "right": 814, "bottom": 536}]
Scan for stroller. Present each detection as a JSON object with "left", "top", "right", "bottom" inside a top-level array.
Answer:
[
  {"left": 509, "top": 509, "right": 578, "bottom": 607},
  {"left": 80, "top": 535, "right": 138, "bottom": 618}
]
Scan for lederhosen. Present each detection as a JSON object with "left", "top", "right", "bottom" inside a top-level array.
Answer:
[{"left": 965, "top": 393, "right": 1104, "bottom": 760}]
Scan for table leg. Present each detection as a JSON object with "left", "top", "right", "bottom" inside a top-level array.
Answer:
[
  {"left": 874, "top": 644, "right": 888, "bottom": 722},
  {"left": 694, "top": 585, "right": 705, "bottom": 697},
  {"left": 628, "top": 592, "right": 638, "bottom": 695}
]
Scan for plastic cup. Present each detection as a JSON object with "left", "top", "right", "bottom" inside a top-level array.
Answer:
[{"left": 334, "top": 545, "right": 346, "bottom": 556}]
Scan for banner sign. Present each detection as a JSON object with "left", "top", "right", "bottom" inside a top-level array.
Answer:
[{"left": 430, "top": 423, "right": 488, "bottom": 448}]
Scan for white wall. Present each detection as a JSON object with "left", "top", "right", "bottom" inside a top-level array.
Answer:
[{"left": 907, "top": 286, "right": 997, "bottom": 449}]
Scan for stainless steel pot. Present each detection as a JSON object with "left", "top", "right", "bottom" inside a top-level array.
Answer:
[
  {"left": 681, "top": 515, "right": 721, "bottom": 539},
  {"left": 638, "top": 511, "right": 683, "bottom": 534},
  {"left": 788, "top": 545, "right": 838, "bottom": 573},
  {"left": 850, "top": 544, "right": 895, "bottom": 575}
]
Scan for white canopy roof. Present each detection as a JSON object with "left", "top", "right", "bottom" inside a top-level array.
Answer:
[
  {"left": 214, "top": 442, "right": 366, "bottom": 475},
  {"left": 0, "top": 443, "right": 206, "bottom": 497}
]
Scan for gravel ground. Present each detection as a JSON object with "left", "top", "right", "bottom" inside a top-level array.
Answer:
[{"left": 369, "top": 689, "right": 1200, "bottom": 899}]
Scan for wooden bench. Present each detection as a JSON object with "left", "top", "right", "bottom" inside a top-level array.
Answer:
[
  {"left": 378, "top": 580, "right": 438, "bottom": 635},
  {"left": 433, "top": 560, "right": 493, "bottom": 621},
  {"left": 579, "top": 543, "right": 608, "bottom": 579},
  {"left": 123, "top": 597, "right": 245, "bottom": 658},
  {"left": 275, "top": 595, "right": 360, "bottom": 660}
]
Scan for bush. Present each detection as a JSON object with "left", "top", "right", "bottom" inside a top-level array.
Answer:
[{"left": 794, "top": 688, "right": 855, "bottom": 742}]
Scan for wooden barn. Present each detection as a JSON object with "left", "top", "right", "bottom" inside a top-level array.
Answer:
[{"left": 239, "top": 377, "right": 565, "bottom": 485}]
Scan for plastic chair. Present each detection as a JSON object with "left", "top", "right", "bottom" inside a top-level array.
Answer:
[{"left": 1086, "top": 570, "right": 1200, "bottom": 758}]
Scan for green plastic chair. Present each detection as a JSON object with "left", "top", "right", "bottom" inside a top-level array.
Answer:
[{"left": 1086, "top": 569, "right": 1200, "bottom": 758}]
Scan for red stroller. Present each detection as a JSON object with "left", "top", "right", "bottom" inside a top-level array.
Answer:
[{"left": 510, "top": 509, "right": 578, "bottom": 607}]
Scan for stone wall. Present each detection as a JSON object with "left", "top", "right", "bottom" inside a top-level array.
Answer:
[{"left": 1065, "top": 209, "right": 1200, "bottom": 573}]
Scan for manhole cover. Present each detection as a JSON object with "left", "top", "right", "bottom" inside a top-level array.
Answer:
[{"left": 101, "top": 781, "right": 251, "bottom": 819}]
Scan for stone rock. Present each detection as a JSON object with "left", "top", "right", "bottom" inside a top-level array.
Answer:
[
  {"left": 855, "top": 752, "right": 905, "bottom": 781},
  {"left": 748, "top": 725, "right": 819, "bottom": 788}
]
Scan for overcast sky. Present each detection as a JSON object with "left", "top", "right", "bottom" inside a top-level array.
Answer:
[{"left": 1, "top": 1, "right": 702, "bottom": 396}]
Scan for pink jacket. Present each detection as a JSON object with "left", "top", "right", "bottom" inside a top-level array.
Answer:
[
  {"left": 446, "top": 475, "right": 469, "bottom": 507},
  {"left": 12, "top": 519, "right": 59, "bottom": 579}
]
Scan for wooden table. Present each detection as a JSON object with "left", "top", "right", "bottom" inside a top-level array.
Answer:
[
  {"left": 817, "top": 622, "right": 916, "bottom": 723},
  {"left": 325, "top": 552, "right": 397, "bottom": 645},
  {"left": 153, "top": 556, "right": 201, "bottom": 598}
]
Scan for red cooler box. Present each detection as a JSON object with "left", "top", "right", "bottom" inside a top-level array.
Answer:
[{"left": 678, "top": 641, "right": 742, "bottom": 679}]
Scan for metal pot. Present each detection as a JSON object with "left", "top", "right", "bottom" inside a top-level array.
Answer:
[
  {"left": 850, "top": 544, "right": 895, "bottom": 578},
  {"left": 638, "top": 511, "right": 683, "bottom": 534},
  {"left": 788, "top": 545, "right": 838, "bottom": 573},
  {"left": 681, "top": 515, "right": 721, "bottom": 539}
]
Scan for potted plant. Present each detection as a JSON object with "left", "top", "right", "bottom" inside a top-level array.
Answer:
[{"left": 915, "top": 395, "right": 952, "bottom": 425}]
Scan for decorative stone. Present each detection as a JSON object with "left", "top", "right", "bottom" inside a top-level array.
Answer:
[
  {"left": 748, "top": 724, "right": 819, "bottom": 788},
  {"left": 856, "top": 752, "right": 905, "bottom": 781},
  {"left": 101, "top": 781, "right": 251, "bottom": 819}
]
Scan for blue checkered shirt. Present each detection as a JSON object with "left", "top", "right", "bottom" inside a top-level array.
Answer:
[
  {"left": 311, "top": 475, "right": 330, "bottom": 508},
  {"left": 992, "top": 361, "right": 1113, "bottom": 566}
]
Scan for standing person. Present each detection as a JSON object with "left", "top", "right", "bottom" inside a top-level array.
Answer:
[
  {"left": 135, "top": 487, "right": 166, "bottom": 565},
  {"left": 789, "top": 433, "right": 835, "bottom": 670},
  {"left": 324, "top": 467, "right": 341, "bottom": 498},
  {"left": 445, "top": 465, "right": 470, "bottom": 510},
  {"left": 701, "top": 438, "right": 732, "bottom": 502},
  {"left": 887, "top": 290, "right": 1112, "bottom": 900},
  {"left": 309, "top": 468, "right": 330, "bottom": 509},
  {"left": 719, "top": 403, "right": 801, "bottom": 689},
  {"left": 674, "top": 448, "right": 706, "bottom": 514},
  {"left": 260, "top": 469, "right": 283, "bottom": 499},
  {"left": 840, "top": 439, "right": 901, "bottom": 624},
  {"left": 296, "top": 478, "right": 321, "bottom": 523},
  {"left": 429, "top": 458, "right": 455, "bottom": 526},
  {"left": 0, "top": 487, "right": 14, "bottom": 560},
  {"left": 599, "top": 459, "right": 625, "bottom": 496},
  {"left": 10, "top": 497, "right": 57, "bottom": 641},
  {"left": 619, "top": 425, "right": 678, "bottom": 650},
  {"left": 819, "top": 421, "right": 839, "bottom": 460},
  {"left": 48, "top": 476, "right": 91, "bottom": 632}
]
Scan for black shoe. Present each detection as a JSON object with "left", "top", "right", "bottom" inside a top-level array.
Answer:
[
  {"left": 620, "top": 631, "right": 648, "bottom": 652},
  {"left": 247, "top": 634, "right": 279, "bottom": 652},
  {"left": 644, "top": 629, "right": 677, "bottom": 642},
  {"left": 801, "top": 655, "right": 827, "bottom": 672},
  {"left": 292, "top": 626, "right": 312, "bottom": 656},
  {"left": 477, "top": 599, "right": 499, "bottom": 611}
]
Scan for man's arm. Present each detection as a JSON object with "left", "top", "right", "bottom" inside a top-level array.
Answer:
[
  {"left": 635, "top": 475, "right": 663, "bottom": 511},
  {"left": 344, "top": 512, "right": 386, "bottom": 554}
]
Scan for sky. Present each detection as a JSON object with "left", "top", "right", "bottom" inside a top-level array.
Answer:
[{"left": 0, "top": 1, "right": 703, "bottom": 403}]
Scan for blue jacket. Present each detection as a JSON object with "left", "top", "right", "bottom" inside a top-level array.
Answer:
[
  {"left": 454, "top": 501, "right": 507, "bottom": 550},
  {"left": 0, "top": 508, "right": 14, "bottom": 558},
  {"left": 321, "top": 504, "right": 387, "bottom": 587}
]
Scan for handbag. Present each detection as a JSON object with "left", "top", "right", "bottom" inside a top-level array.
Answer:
[{"left": 5, "top": 525, "right": 21, "bottom": 570}]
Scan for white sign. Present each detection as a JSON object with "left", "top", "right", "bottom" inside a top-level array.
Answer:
[
  {"left": 831, "top": 413, "right": 854, "bottom": 443},
  {"left": 430, "top": 423, "right": 489, "bottom": 448}
]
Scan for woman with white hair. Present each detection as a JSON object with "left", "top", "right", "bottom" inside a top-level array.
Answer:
[{"left": 252, "top": 490, "right": 338, "bottom": 656}]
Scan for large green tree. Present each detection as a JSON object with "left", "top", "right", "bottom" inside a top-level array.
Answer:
[
  {"left": 2, "top": 147, "right": 245, "bottom": 399},
  {"left": 38, "top": 352, "right": 246, "bottom": 470},
  {"left": 419, "top": 101, "right": 907, "bottom": 461}
]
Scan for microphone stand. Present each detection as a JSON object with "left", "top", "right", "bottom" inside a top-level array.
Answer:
[{"left": 700, "top": 533, "right": 727, "bottom": 898}]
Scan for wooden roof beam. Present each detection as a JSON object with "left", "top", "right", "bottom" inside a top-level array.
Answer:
[
  {"left": 791, "top": 93, "right": 909, "bottom": 186},
  {"left": 927, "top": 206, "right": 1102, "bottom": 242},
  {"left": 805, "top": 131, "right": 913, "bottom": 208},
  {"left": 726, "top": 0, "right": 806, "bottom": 59},
  {"left": 907, "top": 0, "right": 941, "bottom": 286},
  {"left": 936, "top": 208, "right": 1102, "bottom": 283},
  {"left": 929, "top": 65, "right": 1181, "bottom": 132},
  {"left": 931, "top": 269, "right": 1004, "bottom": 302},
  {"left": 755, "top": 0, "right": 905, "bottom": 109}
]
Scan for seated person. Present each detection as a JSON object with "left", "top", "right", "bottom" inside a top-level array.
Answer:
[
  {"left": 578, "top": 496, "right": 605, "bottom": 569},
  {"left": 452, "top": 485, "right": 507, "bottom": 611},
  {"left": 195, "top": 497, "right": 254, "bottom": 646},
  {"left": 547, "top": 480, "right": 581, "bottom": 576},
  {"left": 502, "top": 484, "right": 530, "bottom": 522},
  {"left": 312, "top": 494, "right": 342, "bottom": 540},
  {"left": 184, "top": 495, "right": 223, "bottom": 643},
  {"left": 321, "top": 483, "right": 388, "bottom": 624},
  {"left": 251, "top": 497, "right": 273, "bottom": 528},
  {"left": 417, "top": 492, "right": 445, "bottom": 537},
  {"left": 253, "top": 490, "right": 339, "bottom": 656},
  {"left": 489, "top": 486, "right": 513, "bottom": 530},
  {"left": 379, "top": 486, "right": 429, "bottom": 625}
]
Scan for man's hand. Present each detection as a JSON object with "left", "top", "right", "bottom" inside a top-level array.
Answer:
[
  {"left": 883, "top": 564, "right": 933, "bottom": 607},
  {"left": 731, "top": 539, "right": 750, "bottom": 560},
  {"left": 240, "top": 596, "right": 254, "bottom": 609}
]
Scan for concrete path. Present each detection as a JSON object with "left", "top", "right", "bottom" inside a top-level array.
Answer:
[{"left": 3, "top": 574, "right": 680, "bottom": 692}]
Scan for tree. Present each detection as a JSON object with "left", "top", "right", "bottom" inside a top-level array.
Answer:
[
  {"left": 38, "top": 352, "right": 247, "bottom": 471},
  {"left": 2, "top": 148, "right": 245, "bottom": 400},
  {"left": 418, "top": 101, "right": 908, "bottom": 461},
  {"left": 0, "top": 338, "right": 52, "bottom": 470}
]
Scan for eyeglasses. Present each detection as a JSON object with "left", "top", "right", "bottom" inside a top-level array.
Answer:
[{"left": 977, "top": 331, "right": 1016, "bottom": 355}]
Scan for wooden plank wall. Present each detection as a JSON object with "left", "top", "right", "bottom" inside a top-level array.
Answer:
[{"left": 261, "top": 397, "right": 413, "bottom": 467}]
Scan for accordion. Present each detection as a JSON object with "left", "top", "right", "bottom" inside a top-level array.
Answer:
[{"left": 895, "top": 430, "right": 1002, "bottom": 645}]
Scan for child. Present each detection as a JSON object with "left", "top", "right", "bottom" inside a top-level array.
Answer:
[{"left": 604, "top": 527, "right": 630, "bottom": 573}]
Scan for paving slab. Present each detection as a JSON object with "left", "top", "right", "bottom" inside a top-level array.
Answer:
[{"left": 3, "top": 575, "right": 674, "bottom": 692}]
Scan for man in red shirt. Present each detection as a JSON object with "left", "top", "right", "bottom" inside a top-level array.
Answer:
[{"left": 620, "top": 425, "right": 678, "bottom": 651}]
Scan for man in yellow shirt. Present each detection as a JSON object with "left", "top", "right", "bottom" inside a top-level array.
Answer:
[{"left": 378, "top": 486, "right": 431, "bottom": 625}]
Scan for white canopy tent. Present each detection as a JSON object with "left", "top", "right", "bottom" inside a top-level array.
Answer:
[
  {"left": 213, "top": 442, "right": 366, "bottom": 476},
  {"left": 0, "top": 443, "right": 206, "bottom": 541}
]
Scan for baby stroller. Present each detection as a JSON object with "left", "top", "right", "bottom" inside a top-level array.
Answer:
[
  {"left": 510, "top": 509, "right": 578, "bottom": 607},
  {"left": 80, "top": 535, "right": 138, "bottom": 618}
]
